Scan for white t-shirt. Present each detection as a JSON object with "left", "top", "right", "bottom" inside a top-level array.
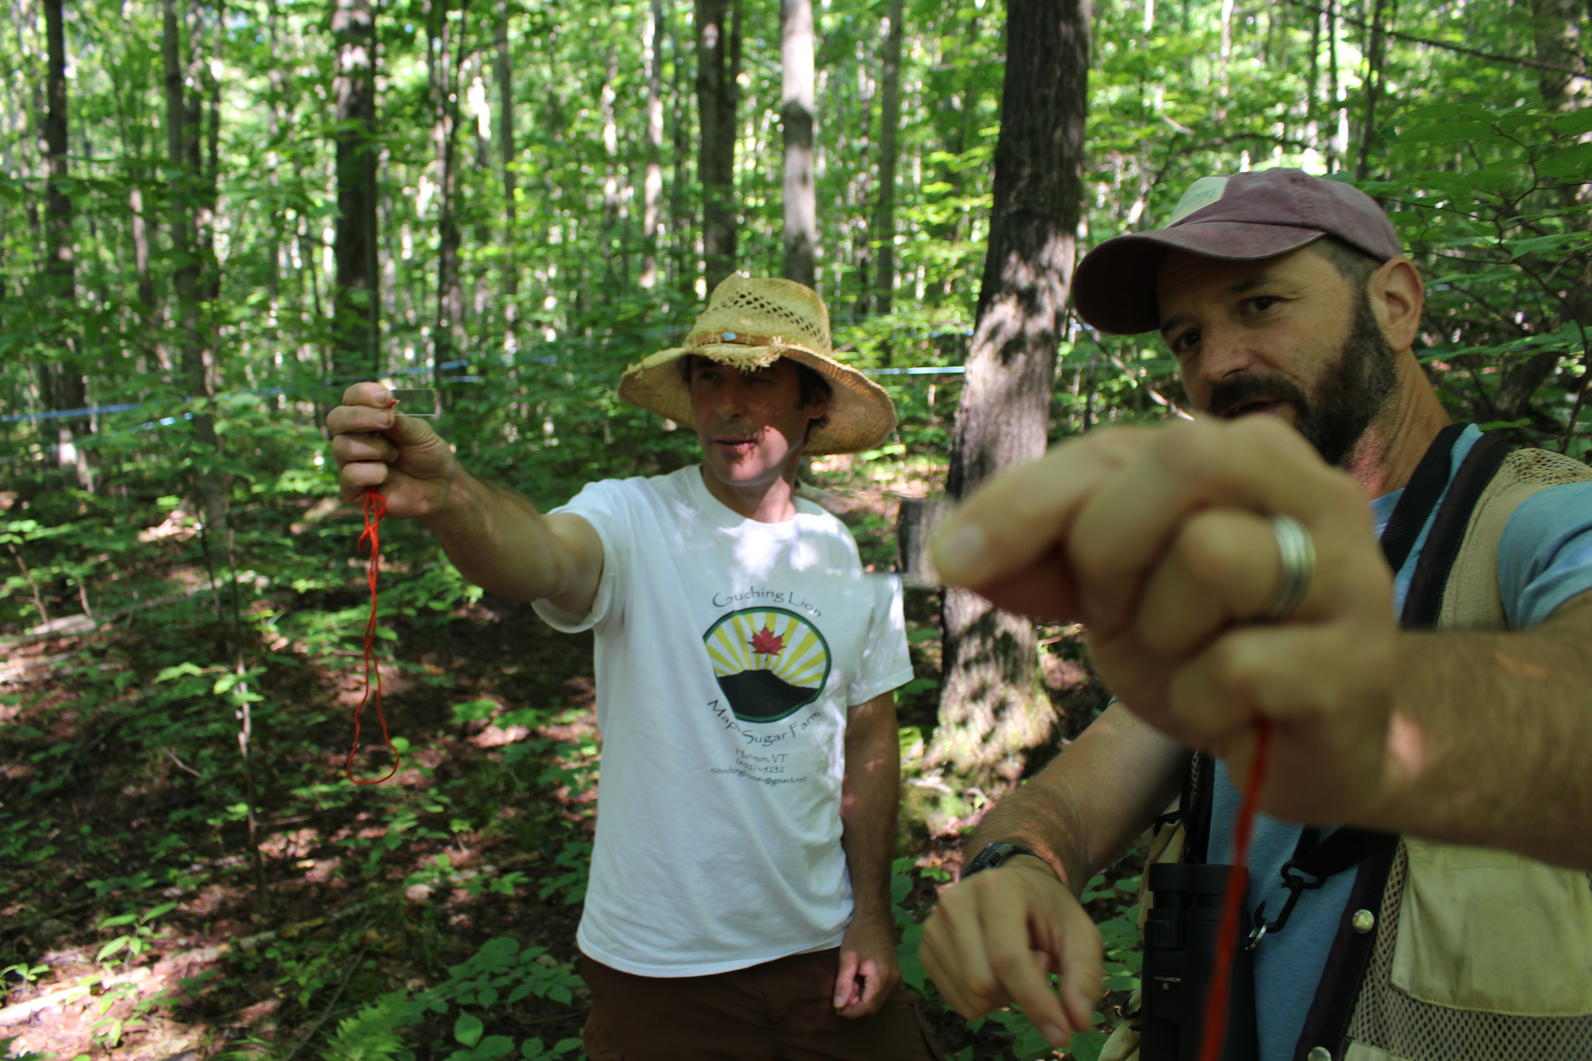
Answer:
[{"left": 532, "top": 466, "right": 914, "bottom": 977}]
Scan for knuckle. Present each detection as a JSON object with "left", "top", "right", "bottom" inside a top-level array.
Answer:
[
  {"left": 984, "top": 946, "right": 1028, "bottom": 982},
  {"left": 1155, "top": 418, "right": 1224, "bottom": 471},
  {"left": 1171, "top": 511, "right": 1242, "bottom": 588},
  {"left": 1200, "top": 635, "right": 1265, "bottom": 709}
]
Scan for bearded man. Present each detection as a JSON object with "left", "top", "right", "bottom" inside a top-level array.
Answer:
[{"left": 918, "top": 169, "right": 1592, "bottom": 1061}]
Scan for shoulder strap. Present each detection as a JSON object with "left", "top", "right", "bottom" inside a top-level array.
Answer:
[
  {"left": 1400, "top": 430, "right": 1512, "bottom": 628},
  {"left": 1379, "top": 421, "right": 1467, "bottom": 575},
  {"left": 1296, "top": 427, "right": 1519, "bottom": 1055}
]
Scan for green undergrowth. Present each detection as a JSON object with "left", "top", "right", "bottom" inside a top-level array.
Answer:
[{"left": 1, "top": 396, "right": 1129, "bottom": 1060}]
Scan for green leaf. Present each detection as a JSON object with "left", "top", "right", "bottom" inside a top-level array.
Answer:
[
  {"left": 1400, "top": 119, "right": 1497, "bottom": 145},
  {"left": 454, "top": 1012, "right": 485, "bottom": 1047}
]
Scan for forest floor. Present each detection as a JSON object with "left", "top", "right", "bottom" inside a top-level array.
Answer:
[{"left": 0, "top": 473, "right": 1133, "bottom": 1061}]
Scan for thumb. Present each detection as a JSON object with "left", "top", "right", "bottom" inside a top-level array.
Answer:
[
  {"left": 384, "top": 406, "right": 444, "bottom": 446},
  {"left": 833, "top": 950, "right": 859, "bottom": 1009}
]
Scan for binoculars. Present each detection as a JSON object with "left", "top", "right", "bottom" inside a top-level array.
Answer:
[{"left": 1138, "top": 861, "right": 1259, "bottom": 1061}]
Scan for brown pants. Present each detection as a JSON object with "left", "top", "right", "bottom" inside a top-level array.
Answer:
[{"left": 578, "top": 949, "right": 945, "bottom": 1060}]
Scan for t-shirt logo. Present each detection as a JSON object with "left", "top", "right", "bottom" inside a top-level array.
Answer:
[{"left": 703, "top": 607, "right": 832, "bottom": 723}]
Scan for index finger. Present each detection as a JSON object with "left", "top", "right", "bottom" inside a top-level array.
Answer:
[
  {"left": 929, "top": 426, "right": 1156, "bottom": 617},
  {"left": 988, "top": 943, "right": 1077, "bottom": 1046},
  {"left": 960, "top": 877, "right": 1079, "bottom": 1039}
]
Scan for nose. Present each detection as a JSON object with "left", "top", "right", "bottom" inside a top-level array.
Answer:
[
  {"left": 1189, "top": 322, "right": 1260, "bottom": 390},
  {"left": 713, "top": 374, "right": 750, "bottom": 417}
]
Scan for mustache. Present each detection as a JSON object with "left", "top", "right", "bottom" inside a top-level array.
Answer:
[{"left": 1206, "top": 373, "right": 1310, "bottom": 418}]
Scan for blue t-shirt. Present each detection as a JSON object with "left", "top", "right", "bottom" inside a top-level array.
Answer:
[{"left": 1205, "top": 425, "right": 1592, "bottom": 1058}]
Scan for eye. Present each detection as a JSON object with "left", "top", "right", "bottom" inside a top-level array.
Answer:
[
  {"left": 1241, "top": 294, "right": 1281, "bottom": 314},
  {"left": 1168, "top": 329, "right": 1200, "bottom": 357}
]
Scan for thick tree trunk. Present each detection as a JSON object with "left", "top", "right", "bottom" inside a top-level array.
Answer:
[
  {"left": 696, "top": 0, "right": 740, "bottom": 291},
  {"left": 930, "top": 0, "right": 1089, "bottom": 789},
  {"left": 332, "top": 0, "right": 380, "bottom": 384},
  {"left": 780, "top": 0, "right": 816, "bottom": 287}
]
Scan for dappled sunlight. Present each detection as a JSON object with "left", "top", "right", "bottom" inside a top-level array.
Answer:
[{"left": 0, "top": 583, "right": 606, "bottom": 1058}]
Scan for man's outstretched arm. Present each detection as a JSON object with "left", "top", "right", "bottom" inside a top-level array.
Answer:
[{"left": 327, "top": 381, "right": 604, "bottom": 613}]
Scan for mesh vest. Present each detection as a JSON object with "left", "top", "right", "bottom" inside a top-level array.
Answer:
[{"left": 1323, "top": 446, "right": 1592, "bottom": 1061}]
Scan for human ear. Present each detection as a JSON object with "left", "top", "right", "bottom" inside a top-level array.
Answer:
[
  {"left": 1369, "top": 257, "right": 1423, "bottom": 352},
  {"left": 802, "top": 377, "right": 832, "bottom": 421}
]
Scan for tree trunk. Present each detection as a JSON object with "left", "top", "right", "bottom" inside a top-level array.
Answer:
[
  {"left": 427, "top": 0, "right": 465, "bottom": 394},
  {"left": 641, "top": 0, "right": 665, "bottom": 292},
  {"left": 165, "top": 0, "right": 265, "bottom": 905},
  {"left": 600, "top": 47, "right": 625, "bottom": 292},
  {"left": 871, "top": 0, "right": 905, "bottom": 319},
  {"left": 332, "top": 0, "right": 380, "bottom": 384},
  {"left": 929, "top": 0, "right": 1089, "bottom": 789},
  {"left": 696, "top": 0, "right": 741, "bottom": 291},
  {"left": 1354, "top": 0, "right": 1390, "bottom": 180},
  {"left": 42, "top": 0, "right": 92, "bottom": 490},
  {"left": 781, "top": 0, "right": 816, "bottom": 287},
  {"left": 1326, "top": 0, "right": 1347, "bottom": 167},
  {"left": 668, "top": 7, "right": 693, "bottom": 294},
  {"left": 163, "top": 0, "right": 226, "bottom": 541},
  {"left": 495, "top": 0, "right": 520, "bottom": 346}
]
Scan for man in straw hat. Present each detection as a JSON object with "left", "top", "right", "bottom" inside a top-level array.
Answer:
[
  {"left": 913, "top": 169, "right": 1592, "bottom": 1059},
  {"left": 327, "top": 276, "right": 943, "bottom": 1059}
]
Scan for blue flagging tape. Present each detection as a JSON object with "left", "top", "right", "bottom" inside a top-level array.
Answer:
[{"left": 2, "top": 360, "right": 967, "bottom": 426}]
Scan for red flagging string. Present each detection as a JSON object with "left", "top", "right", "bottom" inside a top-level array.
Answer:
[
  {"left": 1197, "top": 722, "right": 1272, "bottom": 1061},
  {"left": 347, "top": 487, "right": 400, "bottom": 784}
]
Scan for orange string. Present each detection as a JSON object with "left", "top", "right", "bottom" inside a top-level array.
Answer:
[
  {"left": 1197, "top": 722, "right": 1271, "bottom": 1061},
  {"left": 347, "top": 486, "right": 400, "bottom": 784}
]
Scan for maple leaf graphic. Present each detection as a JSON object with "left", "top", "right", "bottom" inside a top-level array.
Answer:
[{"left": 749, "top": 626, "right": 785, "bottom": 658}]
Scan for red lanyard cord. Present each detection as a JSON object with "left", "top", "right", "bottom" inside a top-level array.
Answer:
[
  {"left": 347, "top": 486, "right": 400, "bottom": 784},
  {"left": 1198, "top": 722, "right": 1271, "bottom": 1061}
]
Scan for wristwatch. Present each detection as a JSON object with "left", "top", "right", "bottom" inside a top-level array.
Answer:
[{"left": 962, "top": 841, "right": 1041, "bottom": 879}]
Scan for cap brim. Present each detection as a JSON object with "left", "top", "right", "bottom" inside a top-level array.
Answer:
[{"left": 1073, "top": 221, "right": 1326, "bottom": 334}]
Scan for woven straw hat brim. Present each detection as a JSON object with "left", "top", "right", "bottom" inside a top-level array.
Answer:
[{"left": 618, "top": 341, "right": 897, "bottom": 456}]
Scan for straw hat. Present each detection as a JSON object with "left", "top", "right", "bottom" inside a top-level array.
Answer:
[{"left": 618, "top": 276, "right": 897, "bottom": 455}]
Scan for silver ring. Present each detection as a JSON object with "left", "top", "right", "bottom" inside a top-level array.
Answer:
[{"left": 1262, "top": 514, "right": 1315, "bottom": 622}]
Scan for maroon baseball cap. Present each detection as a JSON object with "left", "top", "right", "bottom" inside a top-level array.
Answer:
[{"left": 1072, "top": 168, "right": 1404, "bottom": 335}]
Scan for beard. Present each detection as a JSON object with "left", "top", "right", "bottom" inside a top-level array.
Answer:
[{"left": 1205, "top": 290, "right": 1398, "bottom": 467}]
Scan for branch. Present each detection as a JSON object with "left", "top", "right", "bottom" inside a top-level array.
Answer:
[{"left": 1285, "top": 0, "right": 1591, "bottom": 82}]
